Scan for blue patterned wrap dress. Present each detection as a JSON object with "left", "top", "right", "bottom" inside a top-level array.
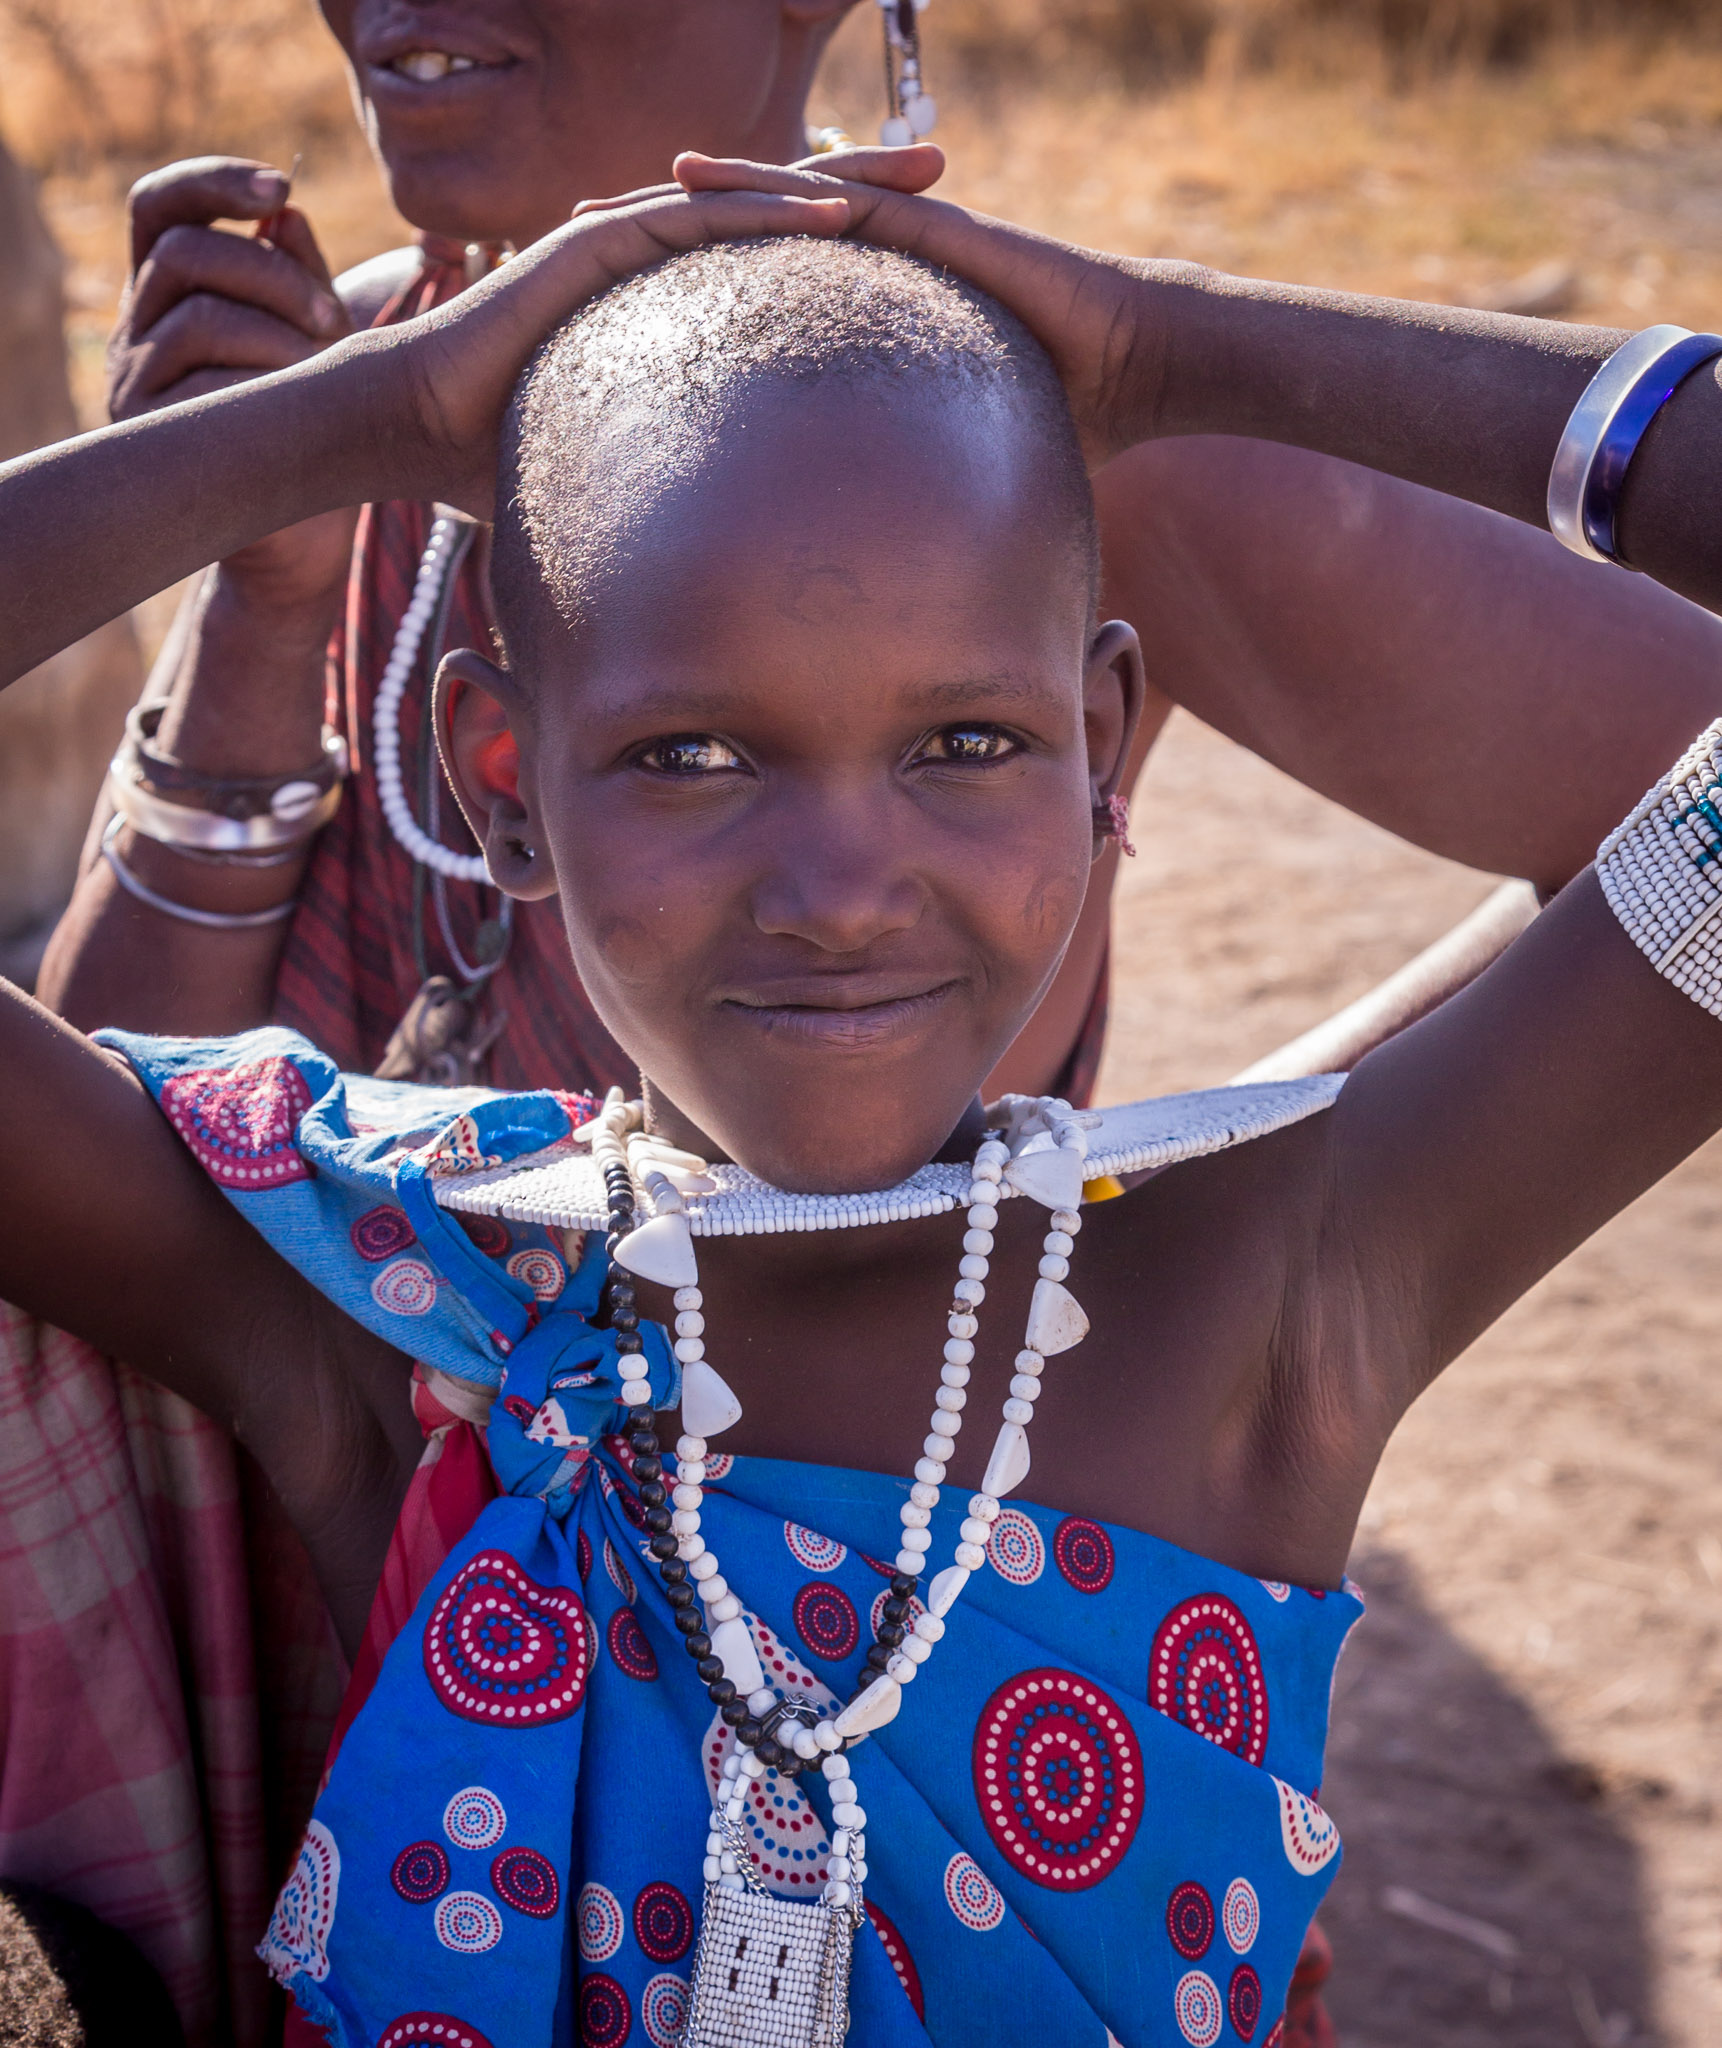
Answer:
[{"left": 102, "top": 1027, "right": 1362, "bottom": 2048}]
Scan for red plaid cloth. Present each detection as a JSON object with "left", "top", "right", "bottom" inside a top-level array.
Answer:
[{"left": 0, "top": 1304, "right": 343, "bottom": 2046}]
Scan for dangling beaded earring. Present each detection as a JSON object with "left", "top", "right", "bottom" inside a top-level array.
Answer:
[
  {"left": 1096, "top": 793, "right": 1137, "bottom": 858},
  {"left": 878, "top": 0, "right": 935, "bottom": 145}
]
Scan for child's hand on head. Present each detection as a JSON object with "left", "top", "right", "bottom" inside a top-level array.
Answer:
[
  {"left": 358, "top": 184, "right": 852, "bottom": 518},
  {"left": 673, "top": 147, "right": 1177, "bottom": 469}
]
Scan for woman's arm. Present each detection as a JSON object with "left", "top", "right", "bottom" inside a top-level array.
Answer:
[{"left": 37, "top": 165, "right": 407, "bottom": 1034}]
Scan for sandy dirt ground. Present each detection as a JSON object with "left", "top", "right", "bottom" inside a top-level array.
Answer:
[{"left": 1099, "top": 716, "right": 1722, "bottom": 2047}]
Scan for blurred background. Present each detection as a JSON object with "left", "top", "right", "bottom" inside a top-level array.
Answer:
[{"left": 0, "top": 1, "right": 1720, "bottom": 2040}]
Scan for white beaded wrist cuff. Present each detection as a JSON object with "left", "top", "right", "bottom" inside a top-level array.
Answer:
[{"left": 1597, "top": 719, "right": 1722, "bottom": 1017}]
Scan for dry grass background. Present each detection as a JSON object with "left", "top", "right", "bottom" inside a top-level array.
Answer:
[
  {"left": 1, "top": 1, "right": 1721, "bottom": 2040},
  {"left": 10, "top": 0, "right": 1722, "bottom": 416}
]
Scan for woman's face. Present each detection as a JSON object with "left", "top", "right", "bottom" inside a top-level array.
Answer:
[
  {"left": 317, "top": 0, "right": 839, "bottom": 246},
  {"left": 447, "top": 385, "right": 1141, "bottom": 1193}
]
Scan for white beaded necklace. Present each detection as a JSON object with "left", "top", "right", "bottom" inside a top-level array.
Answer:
[
  {"left": 418, "top": 1072, "right": 1345, "bottom": 2047},
  {"left": 581, "top": 1088, "right": 1095, "bottom": 2043},
  {"left": 373, "top": 511, "right": 489, "bottom": 883}
]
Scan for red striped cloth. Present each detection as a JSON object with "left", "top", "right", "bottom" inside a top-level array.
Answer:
[{"left": 323, "top": 1367, "right": 496, "bottom": 1766}]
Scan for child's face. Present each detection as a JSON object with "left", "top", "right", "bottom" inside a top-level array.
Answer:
[
  {"left": 449, "top": 385, "right": 1139, "bottom": 1192},
  {"left": 317, "top": 0, "right": 832, "bottom": 246}
]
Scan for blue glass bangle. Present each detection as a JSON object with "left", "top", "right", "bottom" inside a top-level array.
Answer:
[{"left": 1548, "top": 324, "right": 1722, "bottom": 566}]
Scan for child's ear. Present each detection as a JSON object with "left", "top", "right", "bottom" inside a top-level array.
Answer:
[
  {"left": 1083, "top": 620, "right": 1146, "bottom": 842},
  {"left": 434, "top": 648, "right": 558, "bottom": 901}
]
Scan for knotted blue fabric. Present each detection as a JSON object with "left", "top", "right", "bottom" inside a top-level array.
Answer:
[{"left": 107, "top": 1027, "right": 1363, "bottom": 2048}]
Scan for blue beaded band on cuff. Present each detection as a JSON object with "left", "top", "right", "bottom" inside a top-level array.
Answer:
[{"left": 1548, "top": 323, "right": 1722, "bottom": 566}]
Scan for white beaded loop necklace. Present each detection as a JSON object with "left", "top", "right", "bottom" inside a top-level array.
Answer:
[
  {"left": 580, "top": 1087, "right": 1096, "bottom": 2043},
  {"left": 373, "top": 510, "right": 490, "bottom": 884}
]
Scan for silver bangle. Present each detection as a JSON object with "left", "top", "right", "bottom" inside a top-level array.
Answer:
[
  {"left": 100, "top": 817, "right": 299, "bottom": 930},
  {"left": 107, "top": 764, "right": 342, "bottom": 855},
  {"left": 1547, "top": 323, "right": 1722, "bottom": 565}
]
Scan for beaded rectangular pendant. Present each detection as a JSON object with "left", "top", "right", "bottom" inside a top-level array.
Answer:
[{"left": 683, "top": 1883, "right": 858, "bottom": 2048}]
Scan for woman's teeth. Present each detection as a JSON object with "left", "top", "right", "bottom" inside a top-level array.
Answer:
[{"left": 392, "top": 50, "right": 480, "bottom": 81}]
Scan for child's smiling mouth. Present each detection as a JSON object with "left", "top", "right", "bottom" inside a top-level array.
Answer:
[{"left": 719, "top": 976, "right": 962, "bottom": 1051}]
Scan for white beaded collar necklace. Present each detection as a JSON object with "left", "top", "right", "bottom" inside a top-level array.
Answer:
[{"left": 434, "top": 1073, "right": 1345, "bottom": 1238}]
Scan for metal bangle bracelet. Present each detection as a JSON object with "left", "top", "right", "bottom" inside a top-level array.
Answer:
[
  {"left": 101, "top": 817, "right": 299, "bottom": 930},
  {"left": 124, "top": 701, "right": 349, "bottom": 821},
  {"left": 1547, "top": 323, "right": 1722, "bottom": 566},
  {"left": 107, "top": 765, "right": 342, "bottom": 855}
]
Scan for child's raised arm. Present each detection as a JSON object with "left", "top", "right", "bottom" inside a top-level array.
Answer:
[
  {"left": 679, "top": 147, "right": 1722, "bottom": 607},
  {"left": 0, "top": 177, "right": 849, "bottom": 1645},
  {"left": 0, "top": 184, "right": 848, "bottom": 690},
  {"left": 676, "top": 151, "right": 1722, "bottom": 895},
  {"left": 732, "top": 160, "right": 1722, "bottom": 1405}
]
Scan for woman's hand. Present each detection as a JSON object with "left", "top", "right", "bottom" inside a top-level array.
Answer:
[
  {"left": 360, "top": 183, "right": 852, "bottom": 516},
  {"left": 109, "top": 157, "right": 354, "bottom": 417},
  {"left": 672, "top": 147, "right": 1177, "bottom": 466},
  {"left": 108, "top": 157, "right": 361, "bottom": 608}
]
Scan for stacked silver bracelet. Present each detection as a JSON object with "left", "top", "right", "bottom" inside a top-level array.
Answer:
[
  {"left": 1597, "top": 719, "right": 1722, "bottom": 1017},
  {"left": 101, "top": 702, "right": 348, "bottom": 931}
]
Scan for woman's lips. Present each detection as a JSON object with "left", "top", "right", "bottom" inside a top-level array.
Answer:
[
  {"left": 364, "top": 49, "right": 514, "bottom": 92},
  {"left": 387, "top": 50, "right": 484, "bottom": 80}
]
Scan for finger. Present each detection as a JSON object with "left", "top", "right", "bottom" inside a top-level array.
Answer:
[
  {"left": 254, "top": 205, "right": 343, "bottom": 300},
  {"left": 129, "top": 157, "right": 293, "bottom": 270},
  {"left": 675, "top": 145, "right": 944, "bottom": 198},
  {"left": 790, "top": 143, "right": 945, "bottom": 192},
  {"left": 116, "top": 294, "right": 320, "bottom": 410},
  {"left": 468, "top": 189, "right": 852, "bottom": 340},
  {"left": 130, "top": 223, "right": 347, "bottom": 342},
  {"left": 571, "top": 182, "right": 682, "bottom": 219}
]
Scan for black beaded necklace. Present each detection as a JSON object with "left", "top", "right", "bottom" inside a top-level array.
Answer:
[{"left": 601, "top": 1158, "right": 917, "bottom": 1773}]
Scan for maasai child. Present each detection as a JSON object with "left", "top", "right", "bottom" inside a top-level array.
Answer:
[{"left": 8, "top": 189, "right": 1722, "bottom": 2046}]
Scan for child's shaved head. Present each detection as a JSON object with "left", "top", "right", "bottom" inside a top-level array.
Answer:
[{"left": 493, "top": 236, "right": 1098, "bottom": 661}]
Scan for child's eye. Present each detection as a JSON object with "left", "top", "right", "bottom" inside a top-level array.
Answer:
[
  {"left": 915, "top": 724, "right": 1021, "bottom": 765},
  {"left": 636, "top": 734, "right": 744, "bottom": 776}
]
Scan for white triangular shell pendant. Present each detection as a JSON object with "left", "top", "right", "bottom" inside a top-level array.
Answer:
[
  {"left": 680, "top": 1358, "right": 743, "bottom": 1439},
  {"left": 1024, "top": 1277, "right": 1088, "bottom": 1355},
  {"left": 611, "top": 1209, "right": 700, "bottom": 1287}
]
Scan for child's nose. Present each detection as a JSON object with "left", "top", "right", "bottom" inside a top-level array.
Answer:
[{"left": 748, "top": 834, "right": 925, "bottom": 953}]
